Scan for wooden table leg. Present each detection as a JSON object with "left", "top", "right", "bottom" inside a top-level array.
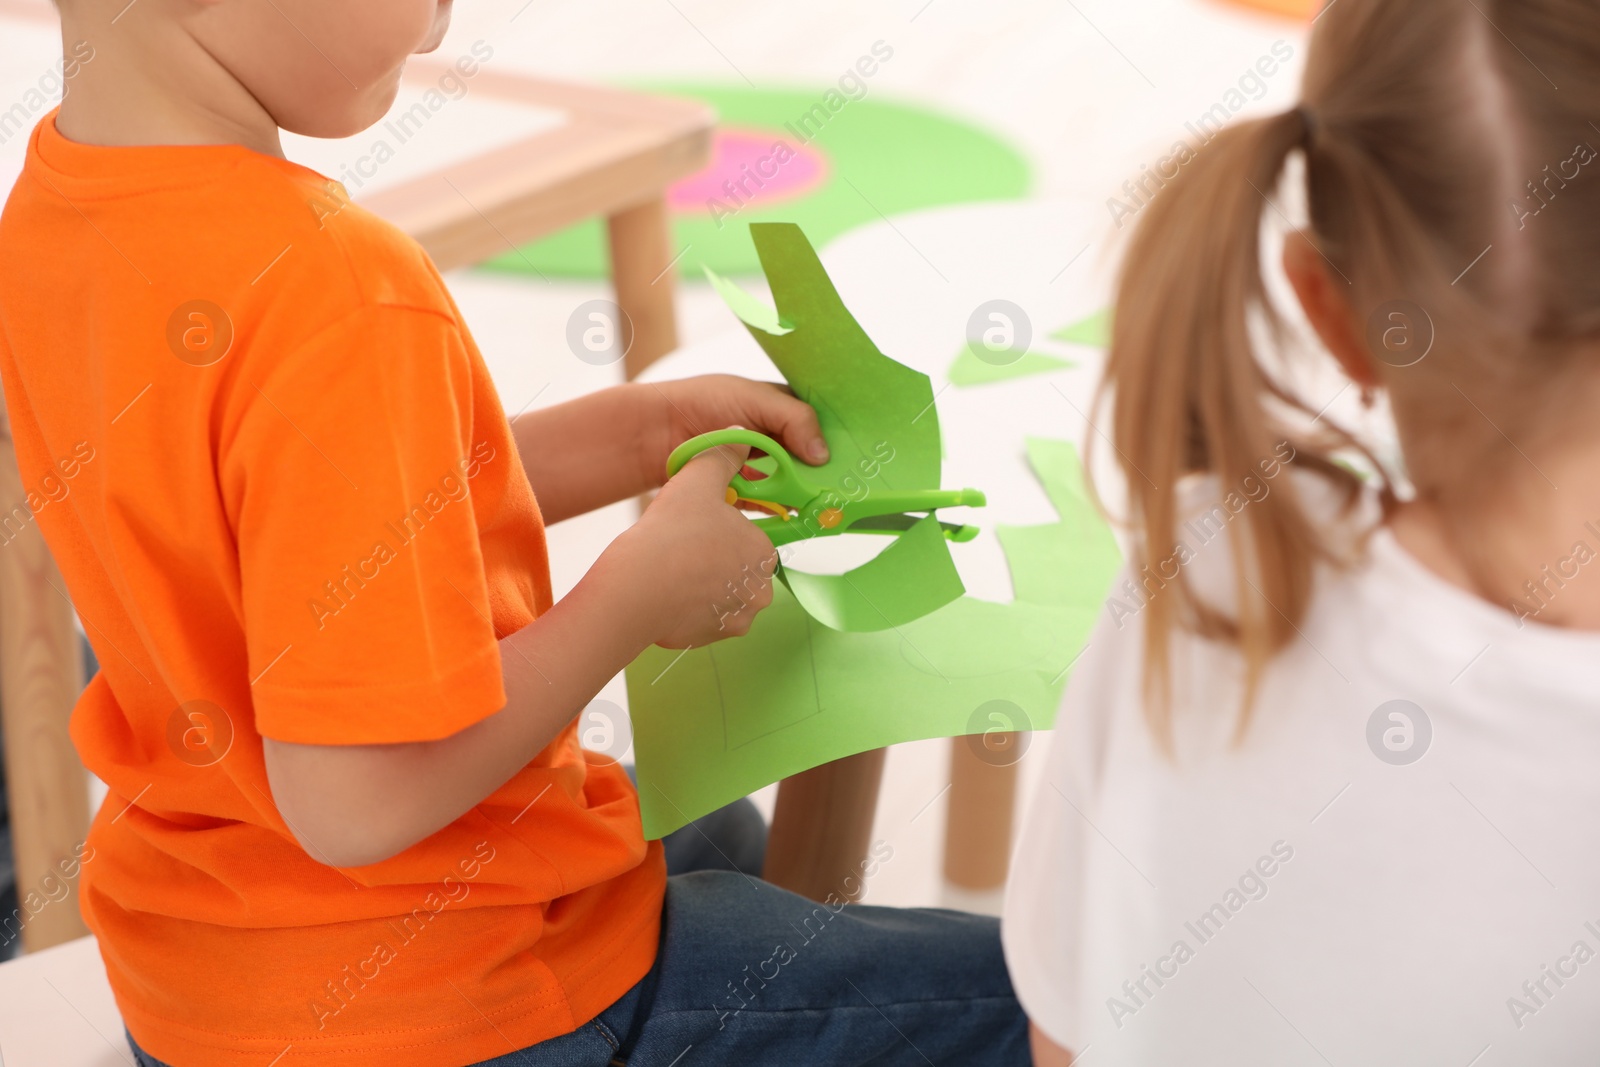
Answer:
[
  {"left": 762, "top": 748, "right": 886, "bottom": 903},
  {"left": 942, "top": 734, "right": 1020, "bottom": 890},
  {"left": 0, "top": 422, "right": 90, "bottom": 951},
  {"left": 607, "top": 197, "right": 680, "bottom": 380}
]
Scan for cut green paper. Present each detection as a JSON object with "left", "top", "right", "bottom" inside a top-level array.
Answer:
[
  {"left": 1050, "top": 307, "right": 1111, "bottom": 348},
  {"left": 729, "top": 223, "right": 943, "bottom": 495},
  {"left": 628, "top": 437, "right": 1121, "bottom": 839},
  {"left": 996, "top": 438, "right": 1122, "bottom": 609},
  {"left": 777, "top": 514, "right": 966, "bottom": 632},
  {"left": 1018, "top": 437, "right": 1098, "bottom": 535},
  {"left": 704, "top": 267, "right": 793, "bottom": 336},
  {"left": 948, "top": 341, "right": 1075, "bottom": 387},
  {"left": 629, "top": 589, "right": 1093, "bottom": 840},
  {"left": 706, "top": 223, "right": 965, "bottom": 632}
]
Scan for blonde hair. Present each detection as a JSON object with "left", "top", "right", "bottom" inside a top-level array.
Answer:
[{"left": 1096, "top": 0, "right": 1600, "bottom": 745}]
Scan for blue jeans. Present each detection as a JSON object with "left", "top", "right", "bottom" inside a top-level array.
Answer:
[
  {"left": 638, "top": 769, "right": 769, "bottom": 881},
  {"left": 128, "top": 801, "right": 1027, "bottom": 1066}
]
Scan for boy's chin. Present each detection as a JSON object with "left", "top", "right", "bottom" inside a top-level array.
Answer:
[
  {"left": 279, "top": 76, "right": 404, "bottom": 141},
  {"left": 415, "top": 1, "right": 454, "bottom": 54}
]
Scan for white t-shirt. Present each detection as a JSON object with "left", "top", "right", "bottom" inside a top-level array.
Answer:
[{"left": 1003, "top": 475, "right": 1600, "bottom": 1065}]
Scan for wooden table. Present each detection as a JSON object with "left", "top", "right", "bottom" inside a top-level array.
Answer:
[
  {"left": 359, "top": 57, "right": 713, "bottom": 378},
  {"left": 0, "top": 0, "right": 713, "bottom": 950}
]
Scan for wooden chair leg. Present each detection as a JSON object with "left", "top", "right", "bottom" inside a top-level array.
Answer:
[
  {"left": 762, "top": 748, "right": 886, "bottom": 903},
  {"left": 941, "top": 735, "right": 1019, "bottom": 890},
  {"left": 0, "top": 427, "right": 90, "bottom": 952},
  {"left": 607, "top": 197, "right": 680, "bottom": 381}
]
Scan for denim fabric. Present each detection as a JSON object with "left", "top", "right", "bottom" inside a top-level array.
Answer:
[
  {"left": 659, "top": 802, "right": 766, "bottom": 883},
  {"left": 465, "top": 871, "right": 1028, "bottom": 1066}
]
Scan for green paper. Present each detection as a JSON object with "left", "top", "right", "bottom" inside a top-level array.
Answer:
[
  {"left": 628, "top": 438, "right": 1122, "bottom": 839},
  {"left": 481, "top": 85, "right": 1032, "bottom": 278},
  {"left": 1050, "top": 307, "right": 1112, "bottom": 348},
  {"left": 777, "top": 514, "right": 966, "bottom": 632},
  {"left": 630, "top": 585, "right": 1095, "bottom": 839},
  {"left": 705, "top": 223, "right": 964, "bottom": 632},
  {"left": 1017, "top": 437, "right": 1102, "bottom": 538},
  {"left": 704, "top": 267, "right": 793, "bottom": 336},
  {"left": 996, "top": 439, "right": 1122, "bottom": 608},
  {"left": 732, "top": 223, "right": 942, "bottom": 494},
  {"left": 948, "top": 340, "right": 1075, "bottom": 387}
]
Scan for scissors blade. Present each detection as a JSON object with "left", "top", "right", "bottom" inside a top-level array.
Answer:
[{"left": 846, "top": 514, "right": 972, "bottom": 538}]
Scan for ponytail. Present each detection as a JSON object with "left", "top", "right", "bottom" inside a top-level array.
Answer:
[
  {"left": 1099, "top": 0, "right": 1600, "bottom": 748},
  {"left": 1094, "top": 108, "right": 1371, "bottom": 747}
]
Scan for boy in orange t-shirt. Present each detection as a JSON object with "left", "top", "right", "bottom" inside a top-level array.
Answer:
[{"left": 0, "top": 1, "right": 1026, "bottom": 1064}]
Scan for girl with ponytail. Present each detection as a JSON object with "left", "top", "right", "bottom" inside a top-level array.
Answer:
[{"left": 1004, "top": 1, "right": 1600, "bottom": 1062}]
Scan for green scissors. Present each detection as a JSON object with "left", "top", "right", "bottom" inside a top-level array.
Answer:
[{"left": 666, "top": 428, "right": 986, "bottom": 548}]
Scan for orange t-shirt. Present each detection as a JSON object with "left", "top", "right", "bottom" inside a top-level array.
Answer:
[{"left": 0, "top": 112, "right": 665, "bottom": 1067}]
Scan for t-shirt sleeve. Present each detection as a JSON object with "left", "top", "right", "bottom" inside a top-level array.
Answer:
[
  {"left": 1002, "top": 572, "right": 1141, "bottom": 1052},
  {"left": 224, "top": 303, "right": 507, "bottom": 745}
]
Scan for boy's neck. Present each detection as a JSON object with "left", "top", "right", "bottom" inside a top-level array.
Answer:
[{"left": 52, "top": 17, "right": 284, "bottom": 156}]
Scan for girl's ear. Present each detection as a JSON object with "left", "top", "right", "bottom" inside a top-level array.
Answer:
[{"left": 1282, "top": 231, "right": 1379, "bottom": 388}]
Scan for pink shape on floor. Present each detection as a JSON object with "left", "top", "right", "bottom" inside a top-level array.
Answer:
[{"left": 668, "top": 128, "right": 828, "bottom": 213}]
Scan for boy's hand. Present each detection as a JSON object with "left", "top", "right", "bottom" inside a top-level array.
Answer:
[
  {"left": 642, "top": 376, "right": 829, "bottom": 485},
  {"left": 510, "top": 376, "right": 825, "bottom": 527},
  {"left": 606, "top": 433, "right": 780, "bottom": 649}
]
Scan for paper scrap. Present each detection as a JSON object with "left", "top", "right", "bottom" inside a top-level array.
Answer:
[
  {"left": 996, "top": 438, "right": 1123, "bottom": 609},
  {"left": 704, "top": 268, "right": 793, "bottom": 336},
  {"left": 948, "top": 341, "right": 1075, "bottom": 387},
  {"left": 1050, "top": 307, "right": 1111, "bottom": 349}
]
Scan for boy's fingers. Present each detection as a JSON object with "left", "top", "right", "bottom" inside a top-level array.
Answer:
[{"left": 749, "top": 384, "right": 828, "bottom": 465}]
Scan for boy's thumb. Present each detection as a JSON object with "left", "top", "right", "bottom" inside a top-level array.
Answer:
[{"left": 671, "top": 430, "right": 753, "bottom": 499}]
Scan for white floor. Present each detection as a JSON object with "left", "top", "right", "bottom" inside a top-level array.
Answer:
[{"left": 0, "top": 0, "right": 1336, "bottom": 914}]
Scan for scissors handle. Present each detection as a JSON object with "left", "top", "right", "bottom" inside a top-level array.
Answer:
[
  {"left": 666, "top": 429, "right": 986, "bottom": 547},
  {"left": 665, "top": 428, "right": 814, "bottom": 510}
]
